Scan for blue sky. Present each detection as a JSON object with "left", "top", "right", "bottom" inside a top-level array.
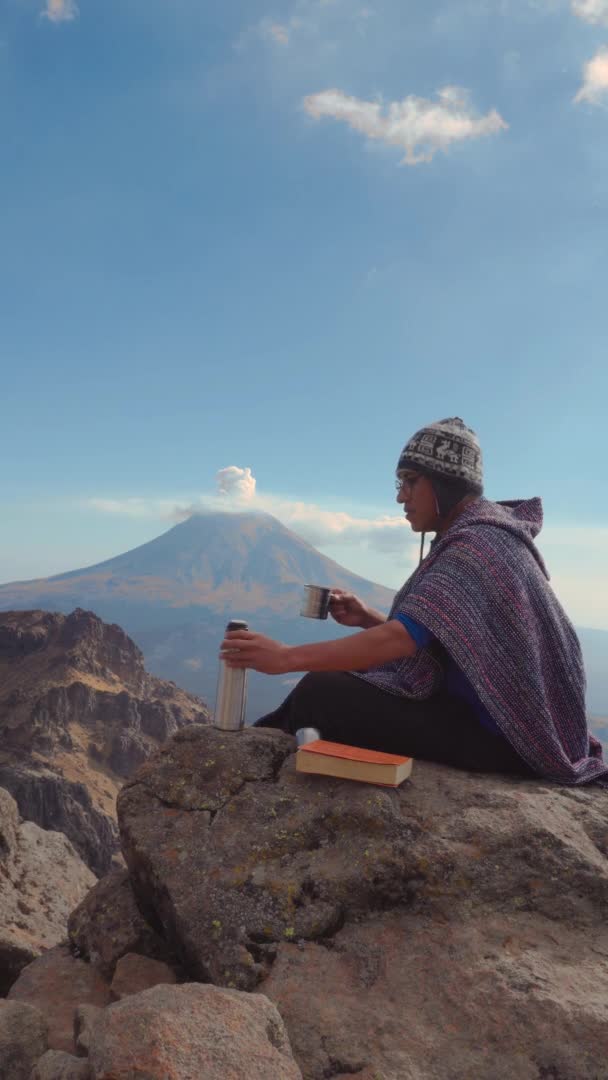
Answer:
[{"left": 2, "top": 0, "right": 608, "bottom": 627}]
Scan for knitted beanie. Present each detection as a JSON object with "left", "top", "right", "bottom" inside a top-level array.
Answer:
[{"left": 398, "top": 417, "right": 483, "bottom": 517}]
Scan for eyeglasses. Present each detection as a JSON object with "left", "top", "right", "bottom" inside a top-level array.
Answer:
[{"left": 394, "top": 473, "right": 421, "bottom": 493}]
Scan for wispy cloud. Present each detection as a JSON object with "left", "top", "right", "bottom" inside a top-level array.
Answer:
[
  {"left": 266, "top": 22, "right": 291, "bottom": 45},
  {"left": 85, "top": 466, "right": 413, "bottom": 559},
  {"left": 574, "top": 47, "right": 608, "bottom": 104},
  {"left": 303, "top": 86, "right": 508, "bottom": 165},
  {"left": 41, "top": 0, "right": 78, "bottom": 23},
  {"left": 239, "top": 1, "right": 372, "bottom": 51},
  {"left": 571, "top": 0, "right": 608, "bottom": 24},
  {"left": 87, "top": 497, "right": 186, "bottom": 519}
]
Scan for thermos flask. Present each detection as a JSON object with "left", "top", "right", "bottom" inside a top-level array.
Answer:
[{"left": 214, "top": 619, "right": 248, "bottom": 731}]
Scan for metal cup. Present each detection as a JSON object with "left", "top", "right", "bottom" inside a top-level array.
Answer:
[{"left": 300, "top": 584, "right": 332, "bottom": 620}]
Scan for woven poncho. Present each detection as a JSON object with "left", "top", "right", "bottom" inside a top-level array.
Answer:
[{"left": 356, "top": 497, "right": 607, "bottom": 786}]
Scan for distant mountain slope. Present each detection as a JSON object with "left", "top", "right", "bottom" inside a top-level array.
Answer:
[
  {"left": 0, "top": 512, "right": 606, "bottom": 728},
  {"left": 0, "top": 511, "right": 394, "bottom": 623}
]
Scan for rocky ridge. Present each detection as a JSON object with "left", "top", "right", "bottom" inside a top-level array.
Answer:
[
  {"left": 0, "top": 609, "right": 210, "bottom": 875},
  {"left": 0, "top": 787, "right": 95, "bottom": 997},
  {"left": 3, "top": 723, "right": 608, "bottom": 1079}
]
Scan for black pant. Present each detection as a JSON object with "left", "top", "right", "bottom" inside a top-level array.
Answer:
[{"left": 253, "top": 671, "right": 534, "bottom": 776}]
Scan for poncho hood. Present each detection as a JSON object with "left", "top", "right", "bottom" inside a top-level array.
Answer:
[
  {"left": 436, "top": 496, "right": 549, "bottom": 578},
  {"left": 357, "top": 497, "right": 607, "bottom": 786}
]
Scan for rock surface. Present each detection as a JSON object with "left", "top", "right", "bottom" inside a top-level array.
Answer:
[
  {"left": 110, "top": 953, "right": 177, "bottom": 1000},
  {"left": 68, "top": 867, "right": 175, "bottom": 978},
  {"left": 0, "top": 787, "right": 95, "bottom": 994},
  {"left": 262, "top": 909, "right": 608, "bottom": 1080},
  {"left": 87, "top": 983, "right": 302, "bottom": 1079},
  {"left": 0, "top": 608, "right": 209, "bottom": 874},
  {"left": 114, "top": 723, "right": 608, "bottom": 1079},
  {"left": 8, "top": 945, "right": 111, "bottom": 1054},
  {"left": 31, "top": 1050, "right": 92, "bottom": 1080},
  {"left": 0, "top": 767, "right": 118, "bottom": 882},
  {"left": 0, "top": 999, "right": 48, "bottom": 1080},
  {"left": 73, "top": 1005, "right": 103, "bottom": 1058}
]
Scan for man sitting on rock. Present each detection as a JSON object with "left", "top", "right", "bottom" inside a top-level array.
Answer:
[{"left": 221, "top": 417, "right": 607, "bottom": 786}]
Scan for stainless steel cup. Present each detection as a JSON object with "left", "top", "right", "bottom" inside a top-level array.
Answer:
[{"left": 300, "top": 584, "right": 332, "bottom": 620}]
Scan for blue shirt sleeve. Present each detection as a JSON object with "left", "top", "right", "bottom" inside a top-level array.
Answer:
[{"left": 392, "top": 613, "right": 434, "bottom": 649}]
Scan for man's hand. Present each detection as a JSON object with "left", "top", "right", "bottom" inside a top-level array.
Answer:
[
  {"left": 220, "top": 630, "right": 290, "bottom": 675},
  {"left": 329, "top": 590, "right": 385, "bottom": 629}
]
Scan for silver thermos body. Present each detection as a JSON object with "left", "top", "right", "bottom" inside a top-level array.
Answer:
[{"left": 214, "top": 619, "right": 248, "bottom": 731}]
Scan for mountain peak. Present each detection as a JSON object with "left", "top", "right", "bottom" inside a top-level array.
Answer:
[{"left": 0, "top": 510, "right": 393, "bottom": 618}]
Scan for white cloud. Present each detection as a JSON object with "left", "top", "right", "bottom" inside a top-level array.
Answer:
[
  {"left": 87, "top": 497, "right": 181, "bottom": 519},
  {"left": 571, "top": 0, "right": 608, "bottom": 24},
  {"left": 85, "top": 465, "right": 414, "bottom": 560},
  {"left": 216, "top": 466, "right": 256, "bottom": 501},
  {"left": 574, "top": 47, "right": 608, "bottom": 104},
  {"left": 303, "top": 86, "right": 508, "bottom": 165},
  {"left": 42, "top": 0, "right": 78, "bottom": 23},
  {"left": 264, "top": 498, "right": 410, "bottom": 554}
]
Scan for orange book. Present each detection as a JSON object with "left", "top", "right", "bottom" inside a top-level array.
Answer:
[{"left": 296, "top": 739, "right": 413, "bottom": 787}]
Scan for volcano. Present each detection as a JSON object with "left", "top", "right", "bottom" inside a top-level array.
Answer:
[
  {"left": 0, "top": 512, "right": 396, "bottom": 718},
  {"left": 0, "top": 511, "right": 394, "bottom": 620}
]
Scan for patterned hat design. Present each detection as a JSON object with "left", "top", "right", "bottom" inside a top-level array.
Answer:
[{"left": 398, "top": 417, "right": 483, "bottom": 488}]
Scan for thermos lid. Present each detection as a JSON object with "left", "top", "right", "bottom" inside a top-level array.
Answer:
[{"left": 226, "top": 619, "right": 248, "bottom": 632}]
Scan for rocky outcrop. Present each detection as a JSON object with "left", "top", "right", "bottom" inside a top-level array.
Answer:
[
  {"left": 0, "top": 609, "right": 210, "bottom": 875},
  {"left": 0, "top": 788, "right": 96, "bottom": 995},
  {"left": 5, "top": 725, "right": 608, "bottom": 1079},
  {"left": 0, "top": 768, "right": 117, "bottom": 880},
  {"left": 112, "top": 725, "right": 608, "bottom": 1078}
]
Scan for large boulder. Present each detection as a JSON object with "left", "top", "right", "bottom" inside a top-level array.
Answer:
[
  {"left": 86, "top": 983, "right": 301, "bottom": 1080},
  {"left": 261, "top": 909, "right": 608, "bottom": 1080},
  {"left": 8, "top": 945, "right": 111, "bottom": 1053},
  {"left": 114, "top": 724, "right": 608, "bottom": 1079},
  {"left": 0, "top": 1000, "right": 48, "bottom": 1080},
  {"left": 0, "top": 788, "right": 96, "bottom": 994}
]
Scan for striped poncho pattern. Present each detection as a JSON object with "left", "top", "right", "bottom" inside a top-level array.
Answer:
[{"left": 356, "top": 497, "right": 607, "bottom": 786}]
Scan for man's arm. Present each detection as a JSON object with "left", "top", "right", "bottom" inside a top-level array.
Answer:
[
  {"left": 357, "top": 608, "right": 388, "bottom": 629},
  {"left": 221, "top": 620, "right": 417, "bottom": 675},
  {"left": 287, "top": 619, "right": 415, "bottom": 671}
]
